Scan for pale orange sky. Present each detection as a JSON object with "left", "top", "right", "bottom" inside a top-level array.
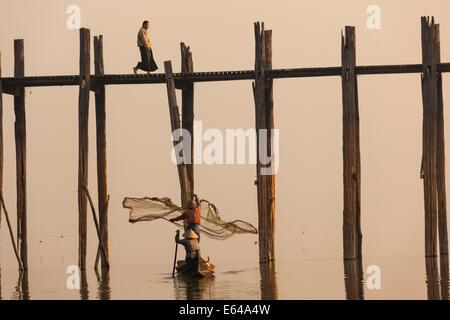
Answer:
[{"left": 1, "top": 0, "right": 450, "bottom": 275}]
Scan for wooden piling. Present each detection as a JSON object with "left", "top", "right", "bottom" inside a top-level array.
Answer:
[
  {"left": 0, "top": 52, "right": 3, "bottom": 231},
  {"left": 94, "top": 35, "right": 109, "bottom": 268},
  {"left": 253, "top": 22, "right": 276, "bottom": 263},
  {"left": 343, "top": 258, "right": 364, "bottom": 300},
  {"left": 181, "top": 43, "right": 194, "bottom": 196},
  {"left": 264, "top": 30, "right": 276, "bottom": 263},
  {"left": 14, "top": 39, "right": 27, "bottom": 270},
  {"left": 433, "top": 22, "right": 449, "bottom": 256},
  {"left": 440, "top": 253, "right": 450, "bottom": 299},
  {"left": 421, "top": 17, "right": 439, "bottom": 257},
  {"left": 164, "top": 61, "right": 192, "bottom": 211},
  {"left": 341, "top": 26, "right": 362, "bottom": 260},
  {"left": 425, "top": 256, "right": 441, "bottom": 299},
  {"left": 78, "top": 28, "right": 90, "bottom": 270},
  {"left": 83, "top": 185, "right": 109, "bottom": 269},
  {"left": 259, "top": 261, "right": 278, "bottom": 300}
]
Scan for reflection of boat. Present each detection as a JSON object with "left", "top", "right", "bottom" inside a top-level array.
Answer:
[{"left": 176, "top": 255, "right": 215, "bottom": 278}]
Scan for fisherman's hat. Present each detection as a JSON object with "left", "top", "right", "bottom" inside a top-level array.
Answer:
[{"left": 184, "top": 229, "right": 199, "bottom": 239}]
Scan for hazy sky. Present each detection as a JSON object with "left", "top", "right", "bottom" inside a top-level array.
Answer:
[{"left": 1, "top": 0, "right": 450, "bottom": 274}]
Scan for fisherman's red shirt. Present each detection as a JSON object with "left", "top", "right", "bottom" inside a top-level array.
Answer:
[{"left": 181, "top": 203, "right": 201, "bottom": 224}]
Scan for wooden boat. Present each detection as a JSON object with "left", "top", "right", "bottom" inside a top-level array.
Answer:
[{"left": 176, "top": 255, "right": 215, "bottom": 278}]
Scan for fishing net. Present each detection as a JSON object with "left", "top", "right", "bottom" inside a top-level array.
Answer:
[{"left": 122, "top": 196, "right": 258, "bottom": 240}]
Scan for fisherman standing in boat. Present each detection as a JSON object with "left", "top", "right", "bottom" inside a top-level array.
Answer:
[
  {"left": 170, "top": 194, "right": 202, "bottom": 242},
  {"left": 175, "top": 229, "right": 200, "bottom": 265}
]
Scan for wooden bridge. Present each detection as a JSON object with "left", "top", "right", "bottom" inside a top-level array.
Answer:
[
  {"left": 3, "top": 63, "right": 450, "bottom": 90},
  {"left": 0, "top": 17, "right": 448, "bottom": 282}
]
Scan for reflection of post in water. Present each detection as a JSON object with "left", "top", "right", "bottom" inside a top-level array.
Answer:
[
  {"left": 79, "top": 269, "right": 89, "bottom": 300},
  {"left": 425, "top": 257, "right": 440, "bottom": 300},
  {"left": 173, "top": 276, "right": 216, "bottom": 300},
  {"left": 259, "top": 261, "right": 278, "bottom": 300},
  {"left": 425, "top": 255, "right": 450, "bottom": 300},
  {"left": 440, "top": 254, "right": 449, "bottom": 300},
  {"left": 12, "top": 271, "right": 29, "bottom": 300},
  {"left": 95, "top": 268, "right": 111, "bottom": 300},
  {"left": 343, "top": 258, "right": 364, "bottom": 300}
]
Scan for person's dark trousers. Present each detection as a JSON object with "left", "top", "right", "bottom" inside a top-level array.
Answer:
[
  {"left": 187, "top": 223, "right": 200, "bottom": 243},
  {"left": 136, "top": 46, "right": 158, "bottom": 72}
]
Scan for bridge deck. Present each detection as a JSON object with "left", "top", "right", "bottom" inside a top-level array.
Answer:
[{"left": 1, "top": 63, "right": 449, "bottom": 88}]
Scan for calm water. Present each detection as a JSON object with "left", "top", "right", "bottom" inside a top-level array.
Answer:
[{"left": 0, "top": 252, "right": 448, "bottom": 299}]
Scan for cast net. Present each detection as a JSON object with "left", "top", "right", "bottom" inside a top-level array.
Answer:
[{"left": 122, "top": 196, "right": 258, "bottom": 240}]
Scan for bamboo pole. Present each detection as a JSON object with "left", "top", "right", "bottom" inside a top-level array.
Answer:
[
  {"left": 78, "top": 28, "right": 90, "bottom": 270},
  {"left": 14, "top": 39, "right": 27, "bottom": 270},
  {"left": 341, "top": 26, "right": 362, "bottom": 260},
  {"left": 82, "top": 185, "right": 109, "bottom": 270},
  {"left": 94, "top": 35, "right": 109, "bottom": 268},
  {"left": 421, "top": 17, "right": 439, "bottom": 257},
  {"left": 0, "top": 191, "right": 24, "bottom": 270},
  {"left": 164, "top": 60, "right": 192, "bottom": 216}
]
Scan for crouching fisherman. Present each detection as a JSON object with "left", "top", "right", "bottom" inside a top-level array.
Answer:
[{"left": 175, "top": 229, "right": 200, "bottom": 268}]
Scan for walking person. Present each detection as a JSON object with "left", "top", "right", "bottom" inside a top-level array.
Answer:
[{"left": 133, "top": 20, "right": 158, "bottom": 74}]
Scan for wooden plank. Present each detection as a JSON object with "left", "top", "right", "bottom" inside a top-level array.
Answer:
[
  {"left": 14, "top": 39, "right": 27, "bottom": 270},
  {"left": 341, "top": 26, "right": 362, "bottom": 260},
  {"left": 421, "top": 16, "right": 439, "bottom": 257},
  {"left": 94, "top": 35, "right": 109, "bottom": 268},
  {"left": 164, "top": 60, "right": 192, "bottom": 212},
  {"left": 78, "top": 28, "right": 90, "bottom": 270},
  {"left": 181, "top": 43, "right": 194, "bottom": 198}
]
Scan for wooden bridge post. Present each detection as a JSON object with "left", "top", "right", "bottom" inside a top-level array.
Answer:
[
  {"left": 420, "top": 17, "right": 442, "bottom": 257},
  {"left": 181, "top": 43, "right": 194, "bottom": 197},
  {"left": 14, "top": 39, "right": 27, "bottom": 270},
  {"left": 433, "top": 21, "right": 449, "bottom": 257},
  {"left": 341, "top": 26, "right": 362, "bottom": 260},
  {"left": 164, "top": 60, "right": 192, "bottom": 213},
  {"left": 252, "top": 22, "right": 275, "bottom": 263},
  {"left": 78, "top": 28, "right": 90, "bottom": 270},
  {"left": 94, "top": 35, "right": 109, "bottom": 268},
  {"left": 0, "top": 52, "right": 3, "bottom": 231},
  {"left": 343, "top": 258, "right": 364, "bottom": 300}
]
